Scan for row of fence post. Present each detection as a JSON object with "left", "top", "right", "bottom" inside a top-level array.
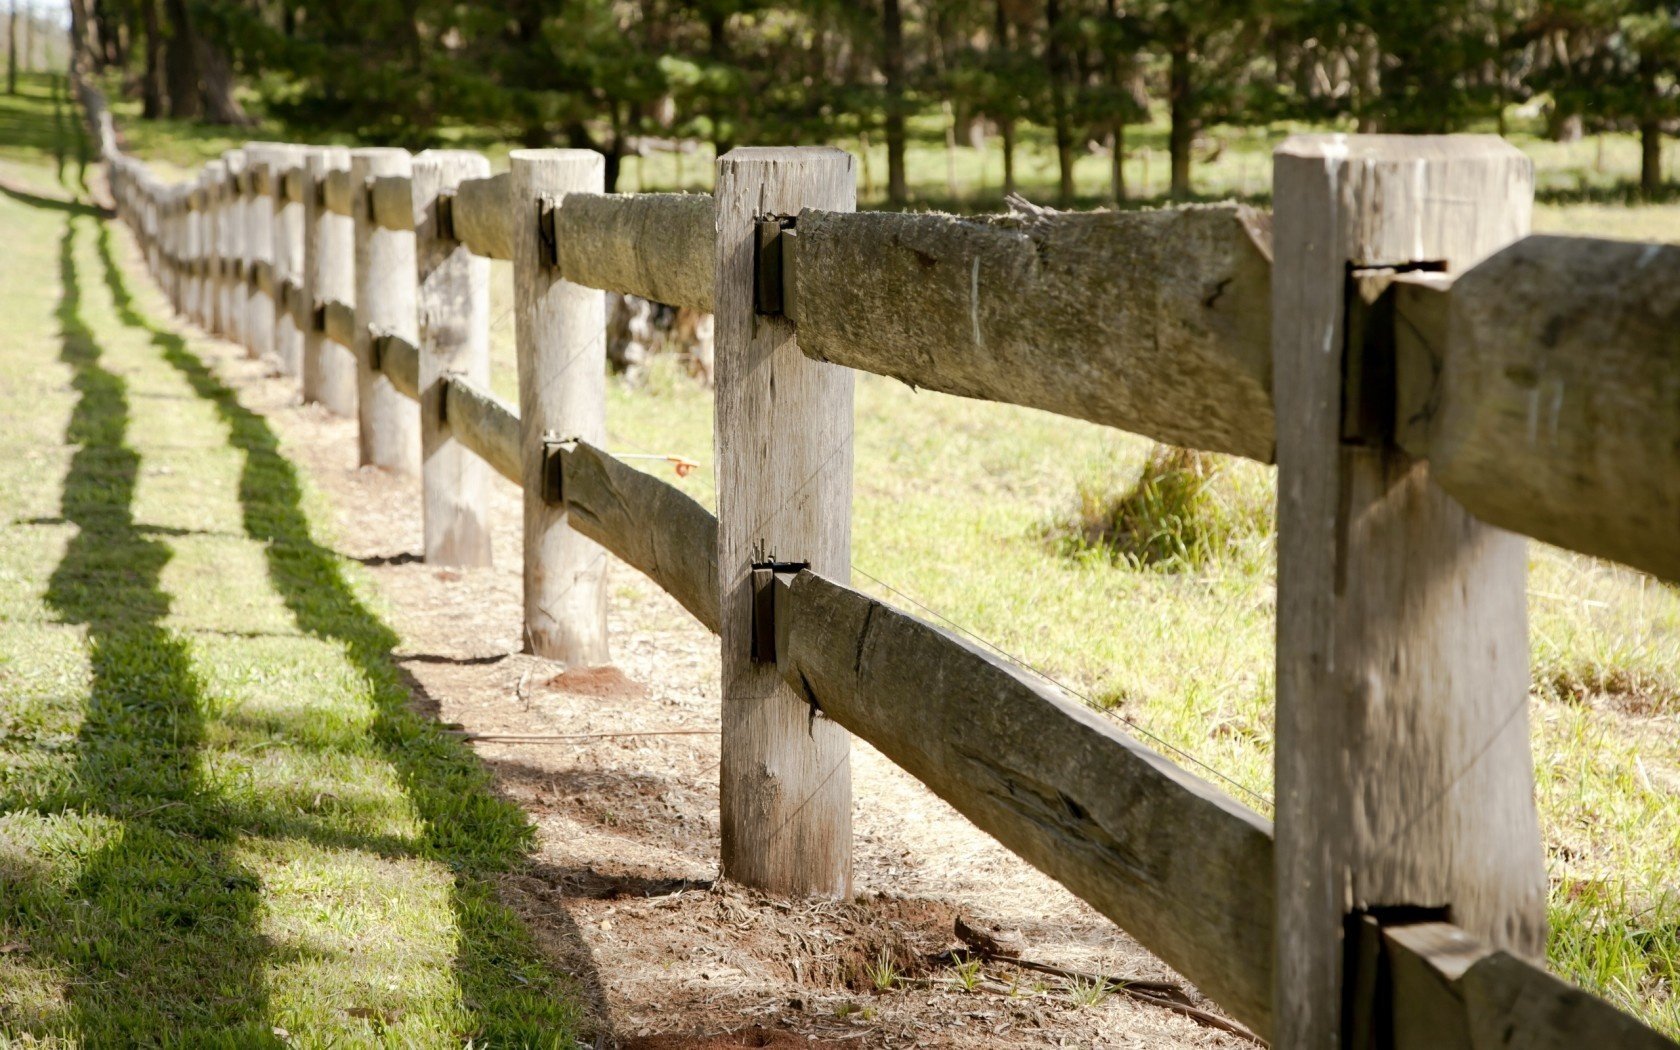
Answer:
[
  {"left": 105, "top": 139, "right": 864, "bottom": 912},
  {"left": 104, "top": 134, "right": 1554, "bottom": 1048}
]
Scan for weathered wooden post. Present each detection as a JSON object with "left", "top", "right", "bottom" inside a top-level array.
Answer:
[
  {"left": 510, "top": 149, "right": 610, "bottom": 663},
  {"left": 202, "top": 159, "right": 226, "bottom": 335},
  {"left": 272, "top": 145, "right": 305, "bottom": 377},
  {"left": 220, "top": 149, "right": 246, "bottom": 347},
  {"left": 185, "top": 179, "right": 202, "bottom": 323},
  {"left": 350, "top": 147, "right": 421, "bottom": 473},
  {"left": 243, "top": 142, "right": 282, "bottom": 361},
  {"left": 302, "top": 146, "right": 355, "bottom": 417},
  {"left": 714, "top": 147, "right": 857, "bottom": 897},
  {"left": 1271, "top": 136, "right": 1546, "bottom": 1048},
  {"left": 412, "top": 150, "right": 493, "bottom": 566}
]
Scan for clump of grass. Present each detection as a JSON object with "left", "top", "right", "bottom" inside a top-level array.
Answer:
[
  {"left": 1051, "top": 444, "right": 1272, "bottom": 573},
  {"left": 864, "top": 949, "right": 900, "bottom": 992},
  {"left": 1066, "top": 975, "right": 1112, "bottom": 1008},
  {"left": 949, "top": 953, "right": 983, "bottom": 992}
]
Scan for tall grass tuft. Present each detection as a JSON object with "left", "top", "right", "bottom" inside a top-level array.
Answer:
[{"left": 1051, "top": 444, "right": 1273, "bottom": 573}]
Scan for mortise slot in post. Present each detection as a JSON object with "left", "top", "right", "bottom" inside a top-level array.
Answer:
[
  {"left": 754, "top": 216, "right": 797, "bottom": 316},
  {"left": 1342, "top": 261, "right": 1444, "bottom": 447},
  {"left": 749, "top": 561, "right": 808, "bottom": 664},
  {"left": 540, "top": 435, "right": 575, "bottom": 505}
]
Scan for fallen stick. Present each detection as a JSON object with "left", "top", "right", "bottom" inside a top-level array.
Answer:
[
  {"left": 932, "top": 948, "right": 1264, "bottom": 1044},
  {"left": 447, "top": 729, "right": 717, "bottom": 743}
]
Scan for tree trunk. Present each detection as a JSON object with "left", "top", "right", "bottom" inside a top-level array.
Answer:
[
  {"left": 68, "top": 0, "right": 96, "bottom": 72},
  {"left": 883, "top": 0, "right": 907, "bottom": 205},
  {"left": 1168, "top": 40, "right": 1193, "bottom": 199},
  {"left": 1046, "top": 0, "right": 1075, "bottom": 204},
  {"left": 7, "top": 2, "right": 17, "bottom": 96},
  {"left": 140, "top": 0, "right": 165, "bottom": 117},
  {"left": 999, "top": 118, "right": 1016, "bottom": 195},
  {"left": 163, "top": 0, "right": 202, "bottom": 119},
  {"left": 1642, "top": 118, "right": 1663, "bottom": 197},
  {"left": 707, "top": 14, "right": 733, "bottom": 158},
  {"left": 1110, "top": 126, "right": 1125, "bottom": 204},
  {"left": 195, "top": 31, "right": 248, "bottom": 124}
]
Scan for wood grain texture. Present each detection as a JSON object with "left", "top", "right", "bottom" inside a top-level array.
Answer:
[
  {"left": 370, "top": 174, "right": 416, "bottom": 231},
  {"left": 1383, "top": 923, "right": 1678, "bottom": 1050},
  {"left": 218, "top": 149, "right": 246, "bottom": 346},
  {"left": 443, "top": 376, "right": 521, "bottom": 485},
  {"left": 559, "top": 441, "right": 721, "bottom": 633},
  {"left": 774, "top": 568, "right": 1275, "bottom": 1033},
  {"left": 715, "top": 147, "right": 855, "bottom": 898},
  {"left": 555, "top": 192, "right": 715, "bottom": 311},
  {"left": 451, "top": 171, "right": 512, "bottom": 260},
  {"left": 1428, "top": 235, "right": 1680, "bottom": 584},
  {"left": 511, "top": 149, "right": 611, "bottom": 665},
  {"left": 789, "top": 204, "right": 1275, "bottom": 461},
  {"left": 1271, "top": 135, "right": 1545, "bottom": 1050},
  {"left": 351, "top": 147, "right": 421, "bottom": 474},
  {"left": 414, "top": 151, "right": 494, "bottom": 568},
  {"left": 270, "top": 145, "right": 306, "bottom": 377},
  {"left": 302, "top": 146, "right": 356, "bottom": 417}
]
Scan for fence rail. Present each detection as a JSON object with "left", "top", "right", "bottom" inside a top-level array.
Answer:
[{"left": 77, "top": 65, "right": 1679, "bottom": 1049}]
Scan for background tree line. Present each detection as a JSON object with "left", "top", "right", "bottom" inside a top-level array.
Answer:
[{"left": 63, "top": 0, "right": 1680, "bottom": 200}]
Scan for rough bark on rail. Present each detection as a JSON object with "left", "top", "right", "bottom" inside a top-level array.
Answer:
[
  {"left": 1381, "top": 922, "right": 1677, "bottom": 1049},
  {"left": 1422, "top": 235, "right": 1680, "bottom": 583},
  {"left": 770, "top": 568, "right": 1275, "bottom": 1036},
  {"left": 375, "top": 332, "right": 421, "bottom": 401},
  {"left": 555, "top": 193, "right": 715, "bottom": 312},
  {"left": 450, "top": 172, "right": 513, "bottom": 260},
  {"left": 785, "top": 205, "right": 1276, "bottom": 462},
  {"left": 443, "top": 376, "right": 522, "bottom": 485},
  {"left": 370, "top": 175, "right": 416, "bottom": 231},
  {"left": 557, "top": 441, "right": 720, "bottom": 633}
]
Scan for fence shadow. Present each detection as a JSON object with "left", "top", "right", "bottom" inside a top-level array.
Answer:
[
  {"left": 0, "top": 215, "right": 277, "bottom": 1041},
  {"left": 89, "top": 221, "right": 604, "bottom": 1044}
]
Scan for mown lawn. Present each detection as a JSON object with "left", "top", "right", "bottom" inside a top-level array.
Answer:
[
  {"left": 40, "top": 67, "right": 1680, "bottom": 1039},
  {"left": 0, "top": 74, "right": 583, "bottom": 1047}
]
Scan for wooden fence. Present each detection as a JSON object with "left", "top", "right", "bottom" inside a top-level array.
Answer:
[{"left": 74, "top": 70, "right": 1680, "bottom": 1049}]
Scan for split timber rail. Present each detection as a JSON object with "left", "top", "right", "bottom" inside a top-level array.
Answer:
[{"left": 75, "top": 69, "right": 1680, "bottom": 1049}]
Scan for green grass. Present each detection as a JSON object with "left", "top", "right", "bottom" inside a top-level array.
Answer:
[
  {"left": 59, "top": 69, "right": 1680, "bottom": 1037},
  {"left": 0, "top": 73, "right": 583, "bottom": 1047}
]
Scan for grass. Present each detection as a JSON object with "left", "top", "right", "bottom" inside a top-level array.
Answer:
[
  {"left": 64, "top": 69, "right": 1680, "bottom": 1037},
  {"left": 0, "top": 73, "right": 583, "bottom": 1046}
]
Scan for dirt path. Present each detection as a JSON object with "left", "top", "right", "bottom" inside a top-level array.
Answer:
[{"left": 151, "top": 262, "right": 1250, "bottom": 1047}]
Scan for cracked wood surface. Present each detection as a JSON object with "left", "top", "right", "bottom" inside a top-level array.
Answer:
[{"left": 771, "top": 568, "right": 1275, "bottom": 1037}]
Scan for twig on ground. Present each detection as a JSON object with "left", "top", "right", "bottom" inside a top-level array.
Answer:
[{"left": 448, "top": 729, "right": 717, "bottom": 744}]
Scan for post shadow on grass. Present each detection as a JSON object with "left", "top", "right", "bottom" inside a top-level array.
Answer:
[
  {"left": 10, "top": 215, "right": 276, "bottom": 1043},
  {"left": 91, "top": 222, "right": 598, "bottom": 1045}
]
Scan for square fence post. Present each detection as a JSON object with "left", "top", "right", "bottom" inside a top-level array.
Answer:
[
  {"left": 219, "top": 148, "right": 246, "bottom": 348},
  {"left": 350, "top": 146, "right": 421, "bottom": 474},
  {"left": 1271, "top": 135, "right": 1547, "bottom": 1049},
  {"left": 242, "top": 142, "right": 284, "bottom": 362},
  {"left": 302, "top": 146, "right": 356, "bottom": 418},
  {"left": 272, "top": 145, "right": 306, "bottom": 378},
  {"left": 510, "top": 149, "right": 611, "bottom": 665},
  {"left": 714, "top": 146, "right": 856, "bottom": 897},
  {"left": 413, "top": 150, "right": 493, "bottom": 568}
]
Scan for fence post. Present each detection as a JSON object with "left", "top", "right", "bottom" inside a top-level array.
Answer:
[
  {"left": 272, "top": 145, "right": 305, "bottom": 377},
  {"left": 510, "top": 148, "right": 610, "bottom": 664},
  {"left": 302, "top": 146, "right": 355, "bottom": 417},
  {"left": 1270, "top": 136, "right": 1545, "bottom": 1048},
  {"left": 185, "top": 181, "right": 201, "bottom": 323},
  {"left": 350, "top": 147, "right": 421, "bottom": 474},
  {"left": 714, "top": 147, "right": 856, "bottom": 897},
  {"left": 202, "top": 160, "right": 225, "bottom": 335},
  {"left": 242, "top": 142, "right": 280, "bottom": 361},
  {"left": 220, "top": 149, "right": 245, "bottom": 348},
  {"left": 413, "top": 150, "right": 493, "bottom": 567}
]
